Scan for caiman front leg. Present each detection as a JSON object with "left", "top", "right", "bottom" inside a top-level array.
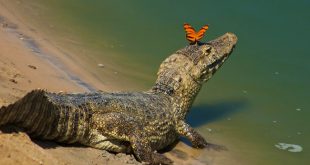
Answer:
[
  {"left": 176, "top": 120, "right": 208, "bottom": 148},
  {"left": 176, "top": 120, "right": 226, "bottom": 150}
]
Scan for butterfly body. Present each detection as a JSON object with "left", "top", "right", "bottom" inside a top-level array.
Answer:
[{"left": 184, "top": 23, "right": 209, "bottom": 45}]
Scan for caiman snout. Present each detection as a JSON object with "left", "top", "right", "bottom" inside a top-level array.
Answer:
[{"left": 195, "top": 32, "right": 238, "bottom": 83}]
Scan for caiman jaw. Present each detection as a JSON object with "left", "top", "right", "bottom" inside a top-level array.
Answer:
[{"left": 199, "top": 32, "right": 237, "bottom": 82}]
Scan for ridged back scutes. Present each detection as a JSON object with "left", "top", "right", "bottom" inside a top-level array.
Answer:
[
  {"left": 175, "top": 45, "right": 206, "bottom": 65},
  {"left": 0, "top": 89, "right": 46, "bottom": 126}
]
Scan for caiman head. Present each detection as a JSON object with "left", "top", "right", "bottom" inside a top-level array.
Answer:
[
  {"left": 152, "top": 33, "right": 237, "bottom": 109},
  {"left": 175, "top": 32, "right": 237, "bottom": 84}
]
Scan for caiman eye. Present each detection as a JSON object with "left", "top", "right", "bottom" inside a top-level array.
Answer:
[
  {"left": 202, "top": 45, "right": 212, "bottom": 54},
  {"left": 206, "top": 46, "right": 212, "bottom": 54}
]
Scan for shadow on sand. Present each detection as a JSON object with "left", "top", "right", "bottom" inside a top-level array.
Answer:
[{"left": 0, "top": 125, "right": 85, "bottom": 149}]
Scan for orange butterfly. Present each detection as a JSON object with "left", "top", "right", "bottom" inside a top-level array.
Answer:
[{"left": 183, "top": 23, "right": 209, "bottom": 44}]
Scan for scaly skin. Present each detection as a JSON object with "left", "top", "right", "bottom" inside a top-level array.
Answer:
[{"left": 0, "top": 33, "right": 237, "bottom": 164}]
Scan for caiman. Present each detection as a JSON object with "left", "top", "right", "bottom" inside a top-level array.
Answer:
[{"left": 0, "top": 33, "right": 237, "bottom": 164}]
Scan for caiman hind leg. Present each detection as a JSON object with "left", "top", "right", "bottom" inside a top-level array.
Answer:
[
  {"left": 131, "top": 134, "right": 173, "bottom": 165},
  {"left": 91, "top": 112, "right": 173, "bottom": 165}
]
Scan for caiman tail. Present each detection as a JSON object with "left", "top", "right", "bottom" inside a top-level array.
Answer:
[{"left": 0, "top": 90, "right": 91, "bottom": 144}]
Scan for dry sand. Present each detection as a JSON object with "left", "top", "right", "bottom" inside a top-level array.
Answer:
[{"left": 0, "top": 2, "right": 238, "bottom": 165}]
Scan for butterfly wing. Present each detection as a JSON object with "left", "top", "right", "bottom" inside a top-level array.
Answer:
[
  {"left": 184, "top": 23, "right": 198, "bottom": 43},
  {"left": 196, "top": 25, "right": 209, "bottom": 41}
]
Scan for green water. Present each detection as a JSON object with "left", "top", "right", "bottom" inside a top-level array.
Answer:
[{"left": 6, "top": 0, "right": 310, "bottom": 164}]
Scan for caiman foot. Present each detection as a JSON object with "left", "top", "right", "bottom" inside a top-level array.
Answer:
[
  {"left": 151, "top": 152, "right": 173, "bottom": 165},
  {"left": 176, "top": 120, "right": 226, "bottom": 151},
  {"left": 191, "top": 132, "right": 208, "bottom": 148},
  {"left": 191, "top": 135, "right": 227, "bottom": 151},
  {"left": 131, "top": 136, "right": 173, "bottom": 165},
  {"left": 136, "top": 151, "right": 173, "bottom": 165}
]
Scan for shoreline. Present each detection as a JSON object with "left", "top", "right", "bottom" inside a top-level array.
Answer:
[
  {"left": 0, "top": 3, "right": 142, "bottom": 165},
  {"left": 0, "top": 15, "right": 96, "bottom": 92},
  {"left": 0, "top": 1, "right": 106, "bottom": 93},
  {"left": 0, "top": 2, "right": 238, "bottom": 165}
]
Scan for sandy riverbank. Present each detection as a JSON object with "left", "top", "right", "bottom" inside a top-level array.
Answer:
[
  {"left": 0, "top": 2, "right": 239, "bottom": 165},
  {"left": 0, "top": 3, "right": 141, "bottom": 165}
]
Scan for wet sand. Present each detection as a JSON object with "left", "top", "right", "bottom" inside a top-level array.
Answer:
[{"left": 0, "top": 2, "right": 238, "bottom": 165}]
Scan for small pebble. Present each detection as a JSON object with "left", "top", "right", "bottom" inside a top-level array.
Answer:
[
  {"left": 126, "top": 159, "right": 135, "bottom": 164},
  {"left": 272, "top": 120, "right": 278, "bottom": 123},
  {"left": 13, "top": 73, "right": 21, "bottom": 78},
  {"left": 28, "top": 65, "right": 37, "bottom": 69},
  {"left": 116, "top": 153, "right": 122, "bottom": 158},
  {"left": 2, "top": 23, "right": 8, "bottom": 28},
  {"left": 9, "top": 79, "right": 17, "bottom": 84},
  {"left": 274, "top": 71, "right": 279, "bottom": 75},
  {"left": 97, "top": 63, "right": 105, "bottom": 68},
  {"left": 296, "top": 108, "right": 301, "bottom": 111},
  {"left": 101, "top": 154, "right": 107, "bottom": 157}
]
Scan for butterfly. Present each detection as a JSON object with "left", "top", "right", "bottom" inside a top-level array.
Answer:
[{"left": 183, "top": 23, "right": 209, "bottom": 44}]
